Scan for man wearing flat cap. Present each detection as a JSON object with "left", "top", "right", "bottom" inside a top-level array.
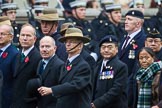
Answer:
[
  {"left": 118, "top": 9, "right": 146, "bottom": 108},
  {"left": 37, "top": 27, "right": 92, "bottom": 108},
  {"left": 1, "top": 3, "right": 21, "bottom": 48},
  {"left": 36, "top": 8, "right": 67, "bottom": 61},
  {"left": 91, "top": 35, "right": 128, "bottom": 108},
  {"left": 91, "top": 3, "right": 126, "bottom": 42}
]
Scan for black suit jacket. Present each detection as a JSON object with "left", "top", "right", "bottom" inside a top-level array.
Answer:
[
  {"left": 37, "top": 55, "right": 64, "bottom": 108},
  {"left": 93, "top": 56, "right": 128, "bottom": 108},
  {"left": 52, "top": 55, "right": 92, "bottom": 108},
  {"left": 11, "top": 47, "right": 41, "bottom": 108}
]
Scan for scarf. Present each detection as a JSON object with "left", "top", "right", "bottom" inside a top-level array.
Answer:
[{"left": 136, "top": 62, "right": 161, "bottom": 108}]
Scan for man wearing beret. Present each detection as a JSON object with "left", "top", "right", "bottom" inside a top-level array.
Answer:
[
  {"left": 118, "top": 9, "right": 146, "bottom": 108},
  {"left": 37, "top": 27, "right": 92, "bottom": 108},
  {"left": 91, "top": 35, "right": 128, "bottom": 108}
]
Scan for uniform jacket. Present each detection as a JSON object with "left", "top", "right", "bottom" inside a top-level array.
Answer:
[
  {"left": 52, "top": 55, "right": 92, "bottom": 108},
  {"left": 65, "top": 16, "right": 98, "bottom": 53},
  {"left": 80, "top": 49, "right": 96, "bottom": 70},
  {"left": 118, "top": 29, "right": 146, "bottom": 76},
  {"left": 51, "top": 32, "right": 67, "bottom": 62},
  {"left": 91, "top": 11, "right": 126, "bottom": 42},
  {"left": 156, "top": 48, "right": 162, "bottom": 61},
  {"left": 11, "top": 47, "right": 41, "bottom": 108},
  {"left": 92, "top": 56, "right": 128, "bottom": 108},
  {"left": 118, "top": 29, "right": 146, "bottom": 108},
  {"left": 37, "top": 55, "right": 64, "bottom": 108},
  {"left": 12, "top": 21, "right": 21, "bottom": 48},
  {"left": 0, "top": 45, "right": 19, "bottom": 108}
]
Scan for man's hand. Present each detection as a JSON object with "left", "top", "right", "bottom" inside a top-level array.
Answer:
[
  {"left": 152, "top": 105, "right": 159, "bottom": 108},
  {"left": 38, "top": 86, "right": 52, "bottom": 96},
  {"left": 91, "top": 103, "right": 96, "bottom": 108}
]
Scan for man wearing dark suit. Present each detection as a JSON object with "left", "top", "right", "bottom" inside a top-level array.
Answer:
[
  {"left": 0, "top": 24, "right": 19, "bottom": 108},
  {"left": 35, "top": 36, "right": 64, "bottom": 108},
  {"left": 38, "top": 28, "right": 92, "bottom": 108},
  {"left": 118, "top": 10, "right": 146, "bottom": 108},
  {"left": 91, "top": 35, "right": 128, "bottom": 108},
  {"left": 11, "top": 23, "right": 41, "bottom": 108}
]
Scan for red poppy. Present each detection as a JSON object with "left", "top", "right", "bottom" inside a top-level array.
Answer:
[
  {"left": 133, "top": 44, "right": 138, "bottom": 49},
  {"left": 2, "top": 52, "right": 8, "bottom": 59},
  {"left": 24, "top": 56, "right": 29, "bottom": 63},
  {"left": 66, "top": 65, "right": 72, "bottom": 71}
]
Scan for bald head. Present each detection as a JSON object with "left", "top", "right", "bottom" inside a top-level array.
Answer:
[{"left": 39, "top": 36, "right": 57, "bottom": 59}]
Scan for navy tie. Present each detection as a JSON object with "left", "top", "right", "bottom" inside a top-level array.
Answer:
[{"left": 39, "top": 61, "right": 45, "bottom": 74}]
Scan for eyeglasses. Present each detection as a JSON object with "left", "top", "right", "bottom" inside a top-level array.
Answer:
[
  {"left": 146, "top": 39, "right": 161, "bottom": 43},
  {"left": 0, "top": 33, "right": 11, "bottom": 36}
]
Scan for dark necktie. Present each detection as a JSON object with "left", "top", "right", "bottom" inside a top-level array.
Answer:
[
  {"left": 66, "top": 60, "right": 70, "bottom": 67},
  {"left": 0, "top": 50, "right": 3, "bottom": 56},
  {"left": 122, "top": 36, "right": 130, "bottom": 51},
  {"left": 20, "top": 53, "right": 25, "bottom": 62},
  {"left": 39, "top": 61, "right": 45, "bottom": 75}
]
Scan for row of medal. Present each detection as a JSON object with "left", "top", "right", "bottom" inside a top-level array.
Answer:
[
  {"left": 128, "top": 50, "right": 135, "bottom": 59},
  {"left": 99, "top": 70, "right": 114, "bottom": 80}
]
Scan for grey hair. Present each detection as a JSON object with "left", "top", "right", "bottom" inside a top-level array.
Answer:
[
  {"left": 40, "top": 36, "right": 56, "bottom": 46},
  {"left": 21, "top": 23, "right": 36, "bottom": 36}
]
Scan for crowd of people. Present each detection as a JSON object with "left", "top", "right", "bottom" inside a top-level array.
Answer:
[{"left": 0, "top": 0, "right": 162, "bottom": 108}]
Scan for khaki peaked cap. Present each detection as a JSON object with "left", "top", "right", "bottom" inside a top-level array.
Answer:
[
  {"left": 35, "top": 8, "right": 64, "bottom": 21},
  {"left": 59, "top": 27, "right": 90, "bottom": 43}
]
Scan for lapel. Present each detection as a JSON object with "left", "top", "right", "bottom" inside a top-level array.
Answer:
[
  {"left": 41, "top": 56, "right": 57, "bottom": 81},
  {"left": 14, "top": 47, "right": 36, "bottom": 77},
  {"left": 59, "top": 55, "right": 81, "bottom": 82},
  {"left": 0, "top": 45, "right": 11, "bottom": 64},
  {"left": 119, "top": 30, "right": 143, "bottom": 58}
]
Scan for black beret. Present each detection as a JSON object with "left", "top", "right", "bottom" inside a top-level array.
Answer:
[
  {"left": 99, "top": 35, "right": 118, "bottom": 47},
  {"left": 147, "top": 29, "right": 162, "bottom": 39},
  {"left": 125, "top": 10, "right": 144, "bottom": 19}
]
